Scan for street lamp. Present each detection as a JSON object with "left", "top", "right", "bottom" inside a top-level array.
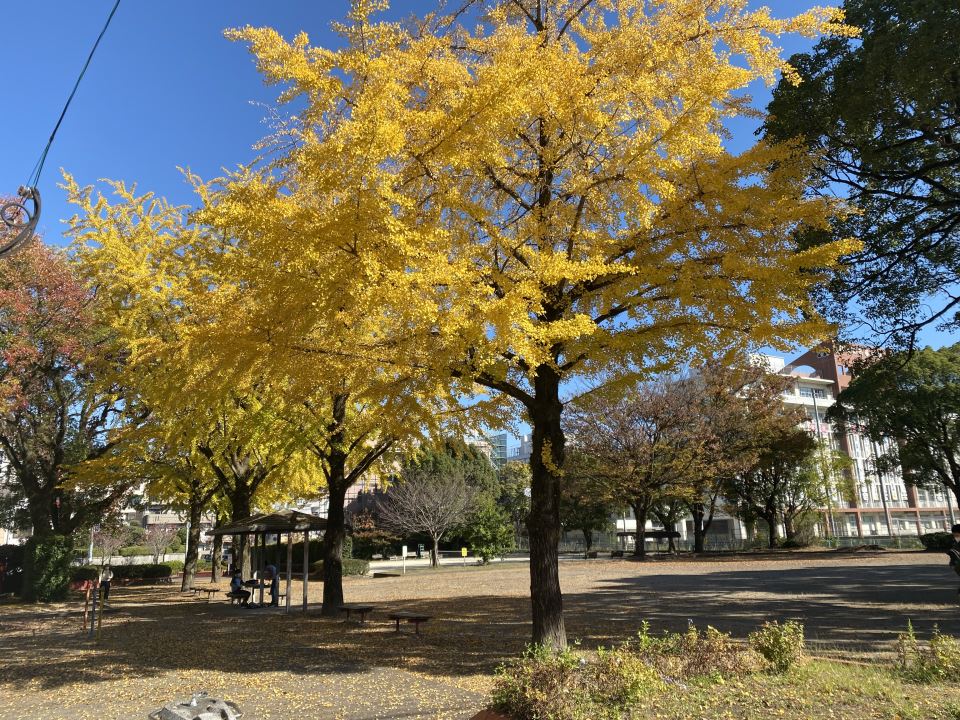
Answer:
[{"left": 0, "top": 187, "right": 41, "bottom": 258}]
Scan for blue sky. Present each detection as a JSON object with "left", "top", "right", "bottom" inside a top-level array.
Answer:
[{"left": 3, "top": 1, "right": 955, "bottom": 352}]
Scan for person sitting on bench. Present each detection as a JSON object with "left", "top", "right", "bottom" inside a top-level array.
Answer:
[{"left": 230, "top": 570, "right": 251, "bottom": 607}]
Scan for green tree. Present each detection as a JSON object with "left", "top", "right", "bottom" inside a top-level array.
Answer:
[
  {"left": 765, "top": 0, "right": 960, "bottom": 347},
  {"left": 830, "top": 344, "right": 960, "bottom": 511},
  {"left": 725, "top": 427, "right": 840, "bottom": 549},
  {"left": 461, "top": 496, "right": 515, "bottom": 563},
  {"left": 497, "top": 461, "right": 531, "bottom": 547},
  {"left": 560, "top": 458, "right": 615, "bottom": 554}
]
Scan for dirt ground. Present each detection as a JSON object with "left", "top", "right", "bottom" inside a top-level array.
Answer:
[{"left": 1, "top": 551, "right": 957, "bottom": 720}]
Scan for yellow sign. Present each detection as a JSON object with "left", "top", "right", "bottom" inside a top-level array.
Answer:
[{"left": 461, "top": 547, "right": 468, "bottom": 558}]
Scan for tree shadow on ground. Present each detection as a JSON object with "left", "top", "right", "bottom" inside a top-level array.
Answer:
[{"left": 2, "top": 561, "right": 956, "bottom": 693}]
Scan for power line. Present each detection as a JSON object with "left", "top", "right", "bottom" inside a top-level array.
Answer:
[{"left": 27, "top": 0, "right": 122, "bottom": 188}]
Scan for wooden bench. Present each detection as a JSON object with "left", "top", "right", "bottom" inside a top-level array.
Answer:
[
  {"left": 226, "top": 591, "right": 249, "bottom": 605},
  {"left": 339, "top": 603, "right": 376, "bottom": 623},
  {"left": 388, "top": 611, "right": 432, "bottom": 635}
]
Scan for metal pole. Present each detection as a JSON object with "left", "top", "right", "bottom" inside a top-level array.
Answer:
[
  {"left": 302, "top": 531, "right": 309, "bottom": 613},
  {"left": 285, "top": 532, "right": 293, "bottom": 614}
]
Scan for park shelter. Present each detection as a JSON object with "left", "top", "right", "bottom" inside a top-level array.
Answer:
[{"left": 210, "top": 510, "right": 329, "bottom": 613}]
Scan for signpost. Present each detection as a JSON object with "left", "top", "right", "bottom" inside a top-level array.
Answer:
[{"left": 401, "top": 545, "right": 408, "bottom": 575}]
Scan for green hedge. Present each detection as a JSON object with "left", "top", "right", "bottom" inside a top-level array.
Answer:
[
  {"left": 23, "top": 535, "right": 74, "bottom": 602},
  {"left": 71, "top": 566, "right": 100, "bottom": 583},
  {"left": 310, "top": 558, "right": 369, "bottom": 578},
  {"left": 110, "top": 562, "right": 181, "bottom": 581},
  {"left": 920, "top": 532, "right": 954, "bottom": 551},
  {"left": 118, "top": 545, "right": 153, "bottom": 557}
]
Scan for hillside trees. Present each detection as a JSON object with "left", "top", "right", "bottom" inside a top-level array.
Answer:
[{"left": 219, "top": 0, "right": 856, "bottom": 648}]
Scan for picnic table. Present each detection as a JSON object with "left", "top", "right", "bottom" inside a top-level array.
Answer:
[
  {"left": 196, "top": 587, "right": 219, "bottom": 602},
  {"left": 339, "top": 603, "right": 376, "bottom": 623},
  {"left": 387, "top": 610, "right": 432, "bottom": 635}
]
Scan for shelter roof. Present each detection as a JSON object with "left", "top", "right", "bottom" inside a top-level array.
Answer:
[{"left": 210, "top": 509, "right": 333, "bottom": 536}]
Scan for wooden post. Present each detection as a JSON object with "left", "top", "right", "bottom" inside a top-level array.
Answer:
[
  {"left": 258, "top": 533, "right": 265, "bottom": 606},
  {"left": 302, "top": 530, "right": 309, "bottom": 613},
  {"left": 82, "top": 586, "right": 91, "bottom": 633},
  {"left": 285, "top": 531, "right": 293, "bottom": 613},
  {"left": 96, "top": 586, "right": 104, "bottom": 641}
]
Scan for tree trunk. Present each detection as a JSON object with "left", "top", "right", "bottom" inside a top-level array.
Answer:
[
  {"left": 320, "top": 458, "right": 349, "bottom": 617},
  {"left": 320, "top": 393, "right": 352, "bottom": 617},
  {"left": 211, "top": 532, "right": 223, "bottom": 583},
  {"left": 430, "top": 534, "right": 440, "bottom": 567},
  {"left": 766, "top": 515, "right": 778, "bottom": 549},
  {"left": 181, "top": 502, "right": 203, "bottom": 591},
  {"left": 527, "top": 366, "right": 566, "bottom": 650},
  {"left": 784, "top": 512, "right": 796, "bottom": 541},
  {"left": 631, "top": 502, "right": 649, "bottom": 558},
  {"left": 230, "top": 489, "right": 253, "bottom": 578},
  {"left": 691, "top": 503, "right": 706, "bottom": 553}
]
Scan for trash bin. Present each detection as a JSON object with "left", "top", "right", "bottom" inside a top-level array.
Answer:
[{"left": 148, "top": 692, "right": 241, "bottom": 720}]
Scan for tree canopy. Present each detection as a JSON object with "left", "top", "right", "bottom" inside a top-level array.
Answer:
[{"left": 765, "top": 0, "right": 960, "bottom": 347}]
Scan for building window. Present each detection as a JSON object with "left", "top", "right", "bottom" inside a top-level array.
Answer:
[{"left": 799, "top": 387, "right": 827, "bottom": 399}]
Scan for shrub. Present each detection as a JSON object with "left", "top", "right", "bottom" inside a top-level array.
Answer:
[
  {"left": 310, "top": 558, "right": 369, "bottom": 578},
  {"left": 919, "top": 532, "right": 954, "bottom": 552},
  {"left": 139, "top": 564, "right": 174, "bottom": 579},
  {"left": 110, "top": 562, "right": 180, "bottom": 581},
  {"left": 70, "top": 566, "right": 100, "bottom": 583},
  {"left": 0, "top": 544, "right": 26, "bottom": 595},
  {"left": 777, "top": 538, "right": 808, "bottom": 550},
  {"left": 592, "top": 645, "right": 665, "bottom": 708},
  {"left": 118, "top": 545, "right": 153, "bottom": 557},
  {"left": 492, "top": 645, "right": 593, "bottom": 720},
  {"left": 23, "top": 535, "right": 74, "bottom": 602},
  {"left": 898, "top": 621, "right": 960, "bottom": 683},
  {"left": 492, "top": 642, "right": 665, "bottom": 720},
  {"left": 748, "top": 620, "right": 805, "bottom": 673},
  {"left": 636, "top": 621, "right": 755, "bottom": 681}
]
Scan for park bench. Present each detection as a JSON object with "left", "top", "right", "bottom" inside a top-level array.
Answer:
[
  {"left": 387, "top": 610, "right": 432, "bottom": 635},
  {"left": 339, "top": 603, "right": 376, "bottom": 623}
]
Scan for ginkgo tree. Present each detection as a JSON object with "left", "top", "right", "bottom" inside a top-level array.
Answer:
[
  {"left": 221, "top": 0, "right": 857, "bottom": 648},
  {"left": 65, "top": 177, "right": 322, "bottom": 582}
]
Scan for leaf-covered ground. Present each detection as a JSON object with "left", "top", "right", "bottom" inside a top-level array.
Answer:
[{"left": 1, "top": 551, "right": 958, "bottom": 719}]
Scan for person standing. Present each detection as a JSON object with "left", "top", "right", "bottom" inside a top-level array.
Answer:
[
  {"left": 265, "top": 564, "right": 279, "bottom": 606},
  {"left": 100, "top": 565, "right": 114, "bottom": 604}
]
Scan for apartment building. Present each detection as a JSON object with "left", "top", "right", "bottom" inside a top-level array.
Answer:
[{"left": 785, "top": 345, "right": 956, "bottom": 538}]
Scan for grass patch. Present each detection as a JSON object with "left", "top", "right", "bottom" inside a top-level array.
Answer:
[{"left": 639, "top": 659, "right": 960, "bottom": 719}]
